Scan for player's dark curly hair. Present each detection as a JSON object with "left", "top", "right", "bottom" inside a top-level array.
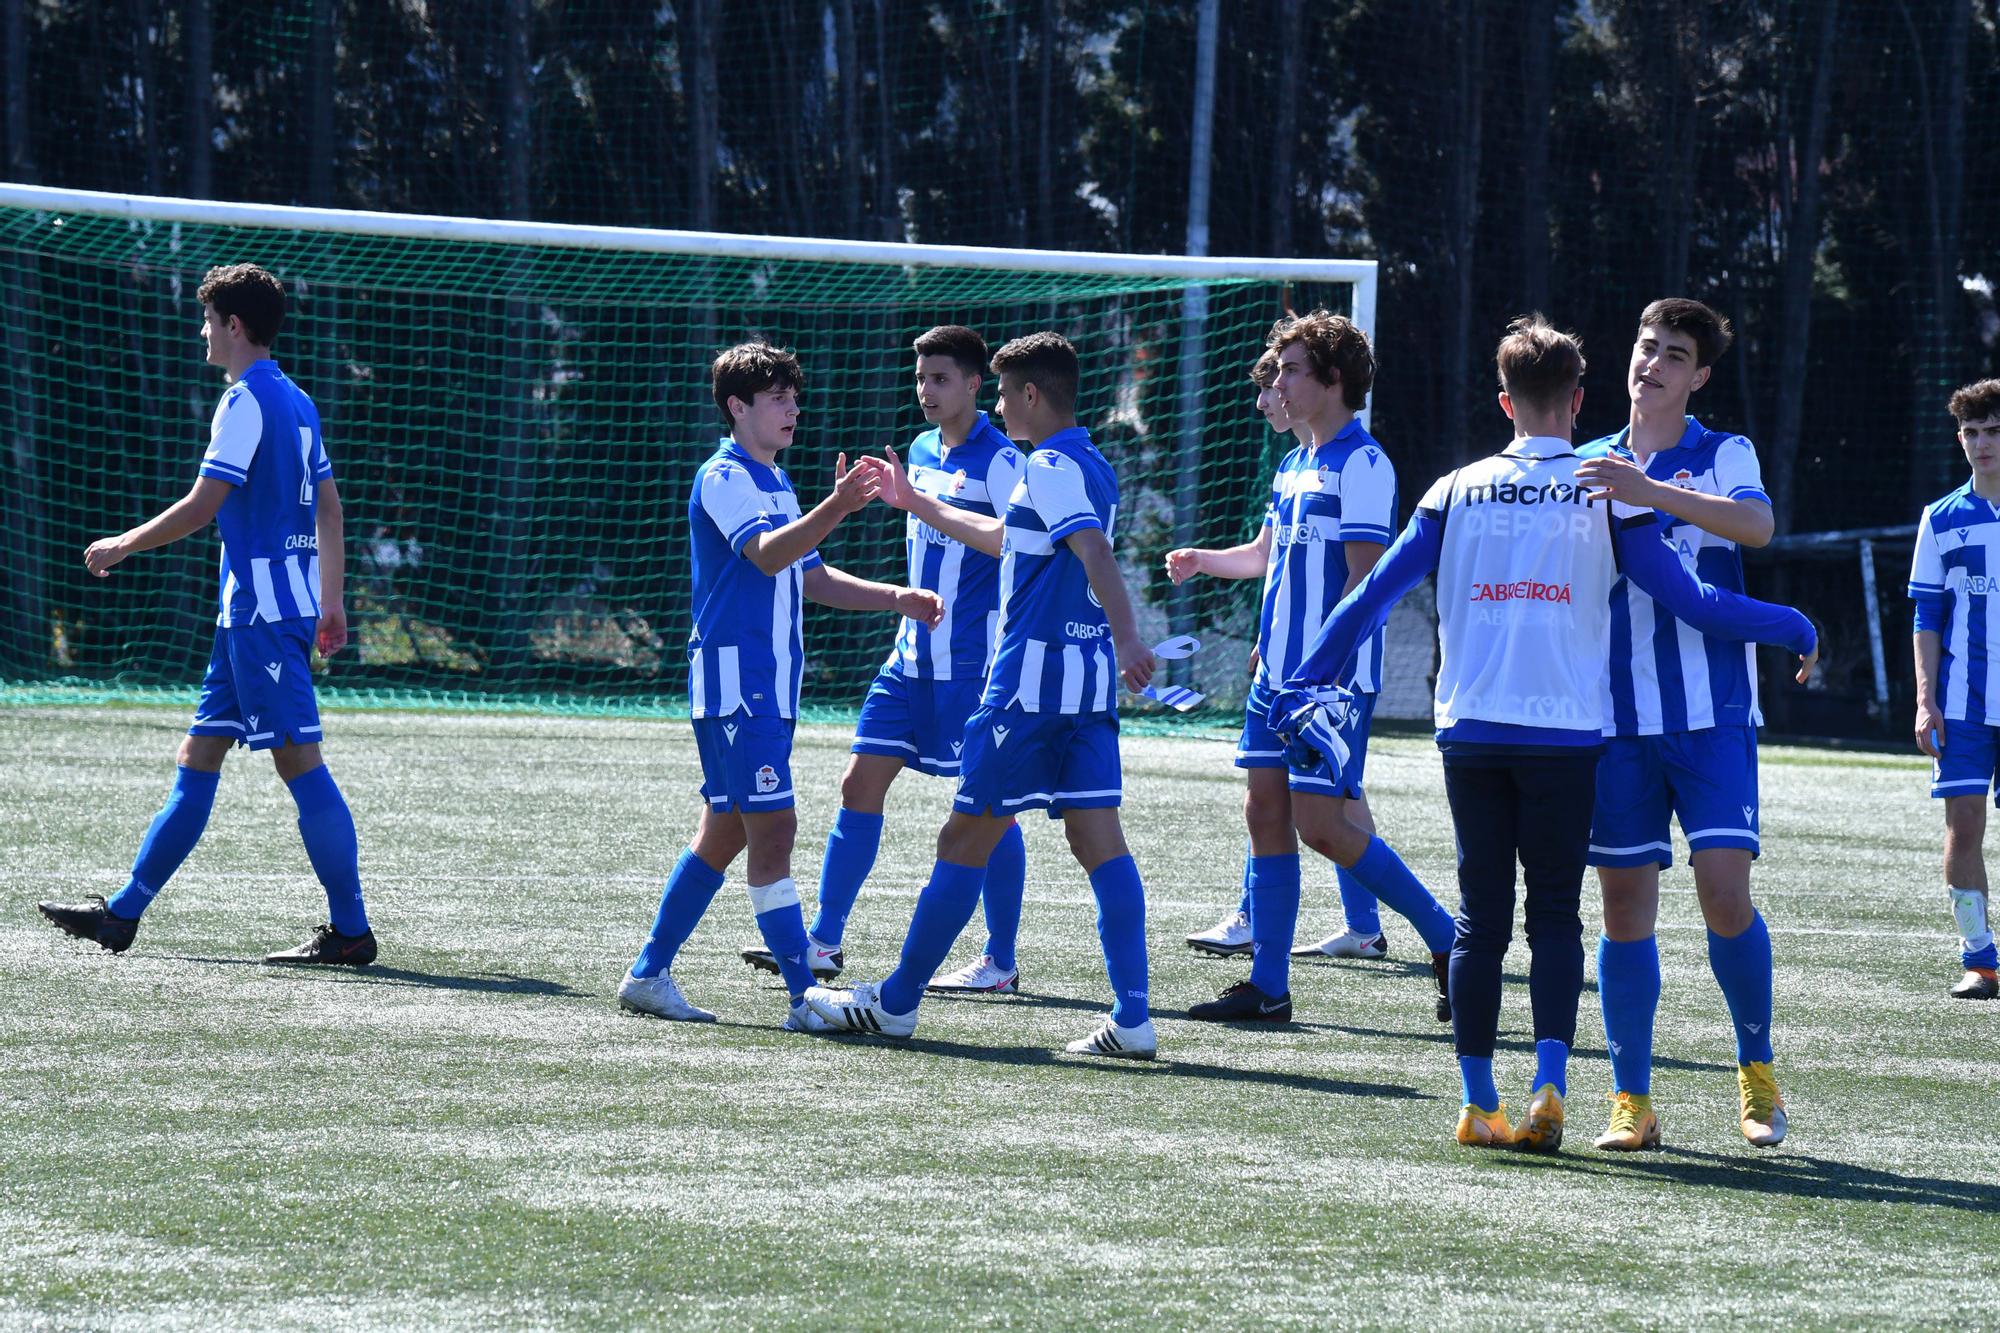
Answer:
[
  {"left": 197, "top": 263, "right": 286, "bottom": 347},
  {"left": 990, "top": 331, "right": 1079, "bottom": 412},
  {"left": 1949, "top": 379, "right": 2000, "bottom": 425},
  {"left": 1269, "top": 309, "right": 1374, "bottom": 411},
  {"left": 711, "top": 341, "right": 804, "bottom": 428}
]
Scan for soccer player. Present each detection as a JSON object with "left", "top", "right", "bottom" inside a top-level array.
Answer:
[
  {"left": 739, "top": 325, "right": 1029, "bottom": 993},
  {"left": 1279, "top": 317, "right": 1817, "bottom": 1150},
  {"left": 804, "top": 332, "right": 1162, "bottom": 1058},
  {"left": 1177, "top": 340, "right": 1389, "bottom": 962},
  {"left": 1170, "top": 313, "right": 1457, "bottom": 1025},
  {"left": 1570, "top": 299, "right": 1791, "bottom": 1150},
  {"left": 36, "top": 263, "right": 376, "bottom": 965},
  {"left": 1910, "top": 377, "right": 2000, "bottom": 1003},
  {"left": 617, "top": 342, "right": 942, "bottom": 1032}
]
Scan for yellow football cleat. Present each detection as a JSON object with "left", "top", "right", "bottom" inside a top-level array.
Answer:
[
  {"left": 1456, "top": 1103, "right": 1516, "bottom": 1148},
  {"left": 1591, "top": 1091, "right": 1661, "bottom": 1151},
  {"left": 1738, "top": 1061, "right": 1788, "bottom": 1147},
  {"left": 1515, "top": 1082, "right": 1565, "bottom": 1153}
]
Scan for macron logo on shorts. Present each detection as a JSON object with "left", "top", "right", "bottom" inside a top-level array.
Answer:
[
  {"left": 264, "top": 661, "right": 283, "bottom": 682},
  {"left": 724, "top": 723, "right": 739, "bottom": 744},
  {"left": 991, "top": 725, "right": 1011, "bottom": 747}
]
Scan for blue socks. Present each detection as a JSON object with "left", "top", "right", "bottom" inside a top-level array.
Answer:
[
  {"left": 880, "top": 859, "right": 986, "bottom": 1014},
  {"left": 1708, "top": 910, "right": 1775, "bottom": 1065},
  {"left": 807, "top": 808, "right": 884, "bottom": 947},
  {"left": 632, "top": 848, "right": 726, "bottom": 978},
  {"left": 1532, "top": 1038, "right": 1570, "bottom": 1098},
  {"left": 1089, "top": 855, "right": 1149, "bottom": 1027},
  {"left": 1335, "top": 865, "right": 1381, "bottom": 936},
  {"left": 1597, "top": 934, "right": 1660, "bottom": 1095},
  {"left": 107, "top": 765, "right": 219, "bottom": 920},
  {"left": 748, "top": 878, "right": 814, "bottom": 998},
  {"left": 980, "top": 822, "right": 1026, "bottom": 972},
  {"left": 1235, "top": 844, "right": 1253, "bottom": 916},
  {"left": 287, "top": 766, "right": 368, "bottom": 936},
  {"left": 1459, "top": 1055, "right": 1500, "bottom": 1110},
  {"left": 1347, "top": 836, "right": 1456, "bottom": 955},
  {"left": 1246, "top": 853, "right": 1301, "bottom": 995}
]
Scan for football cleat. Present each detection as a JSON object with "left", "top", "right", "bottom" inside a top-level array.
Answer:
[
  {"left": 1515, "top": 1083, "right": 1565, "bottom": 1153},
  {"left": 1737, "top": 1061, "right": 1788, "bottom": 1147},
  {"left": 264, "top": 924, "right": 378, "bottom": 967},
  {"left": 1455, "top": 1103, "right": 1515, "bottom": 1148},
  {"left": 1064, "top": 1016, "right": 1157, "bottom": 1060},
  {"left": 1292, "top": 927, "right": 1388, "bottom": 960},
  {"left": 1185, "top": 909, "right": 1254, "bottom": 957},
  {"left": 616, "top": 969, "right": 718, "bottom": 1022},
  {"left": 1592, "top": 1091, "right": 1662, "bottom": 1152},
  {"left": 926, "top": 955, "right": 1020, "bottom": 994},
  {"left": 741, "top": 935, "right": 844, "bottom": 980},
  {"left": 1949, "top": 967, "right": 1998, "bottom": 1000},
  {"left": 37, "top": 895, "right": 139, "bottom": 954},
  {"left": 783, "top": 1000, "right": 837, "bottom": 1034},
  {"left": 1186, "top": 980, "right": 1292, "bottom": 1023},
  {"left": 803, "top": 980, "right": 917, "bottom": 1038},
  {"left": 1430, "top": 952, "right": 1451, "bottom": 1023}
]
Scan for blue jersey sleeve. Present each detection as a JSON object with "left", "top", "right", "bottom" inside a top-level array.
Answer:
[
  {"left": 1285, "top": 502, "right": 1444, "bottom": 689},
  {"left": 1614, "top": 511, "right": 1816, "bottom": 654}
]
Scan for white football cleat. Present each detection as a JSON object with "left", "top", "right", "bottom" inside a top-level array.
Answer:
[
  {"left": 927, "top": 954, "right": 1020, "bottom": 994},
  {"left": 803, "top": 980, "right": 918, "bottom": 1038},
  {"left": 1292, "top": 927, "right": 1389, "bottom": 960},
  {"left": 1186, "top": 909, "right": 1254, "bottom": 957},
  {"left": 783, "top": 1000, "right": 838, "bottom": 1034},
  {"left": 616, "top": 969, "right": 717, "bottom": 1023},
  {"left": 1065, "top": 1016, "right": 1157, "bottom": 1060}
]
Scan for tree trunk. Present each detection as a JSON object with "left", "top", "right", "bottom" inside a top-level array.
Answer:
[
  {"left": 837, "top": 0, "right": 861, "bottom": 237},
  {"left": 1269, "top": 0, "right": 1303, "bottom": 257},
  {"left": 502, "top": 0, "right": 530, "bottom": 218},
  {"left": 0, "top": 0, "right": 41, "bottom": 675},
  {"left": 306, "top": 0, "right": 335, "bottom": 204},
  {"left": 1439, "top": 0, "right": 1484, "bottom": 471},
  {"left": 185, "top": 0, "right": 211, "bottom": 197},
  {"left": 1037, "top": 0, "right": 1055, "bottom": 246},
  {"left": 1005, "top": 2, "right": 1023, "bottom": 244},
  {"left": 683, "top": 0, "right": 718, "bottom": 231},
  {"left": 2, "top": 0, "right": 31, "bottom": 182},
  {"left": 130, "top": 0, "right": 160, "bottom": 194},
  {"left": 1658, "top": 5, "right": 1706, "bottom": 295},
  {"left": 1905, "top": 0, "right": 1970, "bottom": 508},
  {"left": 872, "top": 0, "right": 896, "bottom": 239},
  {"left": 1518, "top": 0, "right": 1553, "bottom": 312},
  {"left": 1765, "top": 0, "right": 1841, "bottom": 537}
]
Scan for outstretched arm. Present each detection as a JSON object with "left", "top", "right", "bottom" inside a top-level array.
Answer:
[
  {"left": 1166, "top": 527, "right": 1272, "bottom": 584},
  {"left": 877, "top": 446, "right": 1005, "bottom": 557},
  {"left": 84, "top": 477, "right": 234, "bottom": 577},
  {"left": 802, "top": 562, "right": 944, "bottom": 627},
  {"left": 1614, "top": 513, "right": 1817, "bottom": 680},
  {"left": 1285, "top": 507, "right": 1442, "bottom": 689},
  {"left": 739, "top": 455, "right": 884, "bottom": 575}
]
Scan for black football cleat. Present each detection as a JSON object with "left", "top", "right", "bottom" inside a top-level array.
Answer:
[
  {"left": 264, "top": 924, "right": 378, "bottom": 967},
  {"left": 1431, "top": 952, "right": 1452, "bottom": 1023},
  {"left": 37, "top": 895, "right": 140, "bottom": 954},
  {"left": 740, "top": 937, "right": 844, "bottom": 980},
  {"left": 1187, "top": 979, "right": 1292, "bottom": 1023}
]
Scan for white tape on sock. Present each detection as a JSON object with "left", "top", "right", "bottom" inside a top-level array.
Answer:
[
  {"left": 1950, "top": 886, "right": 1993, "bottom": 952},
  {"left": 748, "top": 878, "right": 801, "bottom": 916}
]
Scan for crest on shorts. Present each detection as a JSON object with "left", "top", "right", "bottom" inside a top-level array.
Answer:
[{"left": 755, "top": 765, "right": 779, "bottom": 793}]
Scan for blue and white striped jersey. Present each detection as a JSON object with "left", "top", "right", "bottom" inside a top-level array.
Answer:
[
  {"left": 984, "top": 427, "right": 1121, "bottom": 715},
  {"left": 1254, "top": 419, "right": 1396, "bottom": 694},
  {"left": 1910, "top": 482, "right": 2000, "bottom": 726},
  {"left": 686, "top": 439, "right": 823, "bottom": 720},
  {"left": 1579, "top": 417, "right": 1771, "bottom": 736},
  {"left": 887, "top": 412, "right": 1025, "bottom": 681},
  {"left": 197, "top": 359, "right": 332, "bottom": 628}
]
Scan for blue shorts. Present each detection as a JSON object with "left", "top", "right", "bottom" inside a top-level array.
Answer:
[
  {"left": 1587, "top": 726, "right": 1760, "bottom": 869},
  {"left": 693, "top": 714, "right": 795, "bottom": 812},
  {"left": 1236, "top": 680, "right": 1374, "bottom": 799},
  {"left": 1929, "top": 717, "right": 2000, "bottom": 804},
  {"left": 851, "top": 666, "right": 985, "bottom": 778},
  {"left": 954, "top": 705, "right": 1121, "bottom": 818},
  {"left": 189, "top": 621, "right": 322, "bottom": 752}
]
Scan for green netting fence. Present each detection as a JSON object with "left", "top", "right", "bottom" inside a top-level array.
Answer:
[{"left": 0, "top": 188, "right": 1372, "bottom": 725}]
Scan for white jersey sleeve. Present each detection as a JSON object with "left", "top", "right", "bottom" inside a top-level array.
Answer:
[
  {"left": 981, "top": 447, "right": 1028, "bottom": 514},
  {"left": 1337, "top": 446, "right": 1397, "bottom": 543},
  {"left": 199, "top": 384, "right": 263, "bottom": 485},
  {"left": 700, "top": 460, "right": 781, "bottom": 556},
  {"left": 1024, "top": 450, "right": 1101, "bottom": 542},
  {"left": 1909, "top": 506, "right": 1945, "bottom": 594},
  {"left": 1711, "top": 437, "right": 1769, "bottom": 503}
]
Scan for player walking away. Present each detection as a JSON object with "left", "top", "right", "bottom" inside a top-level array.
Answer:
[
  {"left": 1176, "top": 339, "right": 1391, "bottom": 964},
  {"left": 1278, "top": 317, "right": 1817, "bottom": 1150},
  {"left": 1910, "top": 378, "right": 2000, "bottom": 1003},
  {"left": 37, "top": 263, "right": 375, "bottom": 965},
  {"left": 1171, "top": 313, "right": 1456, "bottom": 1026},
  {"left": 1571, "top": 299, "right": 1791, "bottom": 1150},
  {"left": 738, "top": 325, "right": 1030, "bottom": 994},
  {"left": 805, "top": 332, "right": 1162, "bottom": 1058},
  {"left": 617, "top": 342, "right": 942, "bottom": 1033}
]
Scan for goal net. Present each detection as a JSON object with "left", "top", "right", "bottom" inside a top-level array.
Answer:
[{"left": 0, "top": 185, "right": 1414, "bottom": 727}]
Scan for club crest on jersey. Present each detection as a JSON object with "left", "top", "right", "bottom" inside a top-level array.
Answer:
[
  {"left": 949, "top": 468, "right": 968, "bottom": 494},
  {"left": 1670, "top": 468, "right": 1696, "bottom": 488},
  {"left": 755, "top": 764, "right": 779, "bottom": 794}
]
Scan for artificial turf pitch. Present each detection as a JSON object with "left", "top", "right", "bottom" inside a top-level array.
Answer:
[{"left": 2, "top": 704, "right": 1996, "bottom": 1327}]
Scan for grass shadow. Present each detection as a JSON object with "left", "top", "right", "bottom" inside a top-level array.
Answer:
[
  {"left": 1489, "top": 1144, "right": 2000, "bottom": 1214},
  {"left": 170, "top": 955, "right": 588, "bottom": 998}
]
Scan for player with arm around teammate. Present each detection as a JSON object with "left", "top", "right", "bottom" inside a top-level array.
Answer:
[
  {"left": 1910, "top": 378, "right": 2000, "bottom": 1003},
  {"left": 38, "top": 263, "right": 376, "bottom": 965},
  {"left": 616, "top": 342, "right": 941, "bottom": 1033},
  {"left": 1278, "top": 317, "right": 1817, "bottom": 1150}
]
